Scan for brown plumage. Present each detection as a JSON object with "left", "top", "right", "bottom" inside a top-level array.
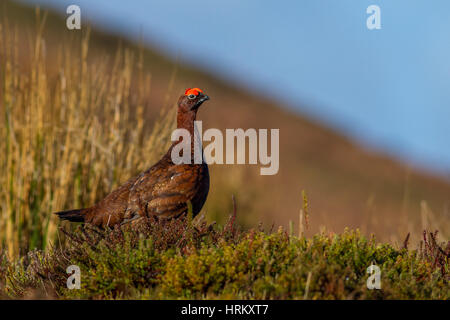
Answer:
[{"left": 54, "top": 88, "right": 210, "bottom": 227}]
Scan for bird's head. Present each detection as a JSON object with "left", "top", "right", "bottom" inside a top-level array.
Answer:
[{"left": 178, "top": 88, "right": 210, "bottom": 113}]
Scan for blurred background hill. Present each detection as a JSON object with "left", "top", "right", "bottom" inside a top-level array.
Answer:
[{"left": 1, "top": 0, "right": 449, "bottom": 252}]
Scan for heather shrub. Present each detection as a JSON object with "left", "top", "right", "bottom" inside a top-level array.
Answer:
[{"left": 1, "top": 215, "right": 448, "bottom": 299}]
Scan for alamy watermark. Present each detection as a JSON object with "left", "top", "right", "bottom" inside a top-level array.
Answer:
[
  {"left": 366, "top": 263, "right": 381, "bottom": 290},
  {"left": 367, "top": 5, "right": 381, "bottom": 30},
  {"left": 66, "top": 265, "right": 81, "bottom": 289},
  {"left": 171, "top": 121, "right": 279, "bottom": 175},
  {"left": 66, "top": 5, "right": 81, "bottom": 30}
]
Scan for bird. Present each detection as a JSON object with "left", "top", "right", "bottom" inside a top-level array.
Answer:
[{"left": 54, "top": 88, "right": 210, "bottom": 227}]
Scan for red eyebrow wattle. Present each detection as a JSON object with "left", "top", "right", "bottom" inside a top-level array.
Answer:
[{"left": 185, "top": 88, "right": 203, "bottom": 96}]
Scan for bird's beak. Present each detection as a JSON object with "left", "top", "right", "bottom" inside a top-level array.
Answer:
[
  {"left": 199, "top": 94, "right": 210, "bottom": 103},
  {"left": 191, "top": 94, "right": 210, "bottom": 110}
]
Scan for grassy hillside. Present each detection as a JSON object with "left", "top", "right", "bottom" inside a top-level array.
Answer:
[
  {"left": 0, "top": 0, "right": 449, "bottom": 258},
  {"left": 1, "top": 216, "right": 449, "bottom": 299}
]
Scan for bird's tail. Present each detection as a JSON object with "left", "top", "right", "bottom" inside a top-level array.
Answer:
[{"left": 54, "top": 208, "right": 88, "bottom": 222}]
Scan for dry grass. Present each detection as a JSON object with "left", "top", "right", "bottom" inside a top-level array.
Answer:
[{"left": 0, "top": 10, "right": 176, "bottom": 257}]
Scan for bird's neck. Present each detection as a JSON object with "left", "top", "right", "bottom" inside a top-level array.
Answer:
[
  {"left": 177, "top": 110, "right": 197, "bottom": 136},
  {"left": 171, "top": 110, "right": 201, "bottom": 159}
]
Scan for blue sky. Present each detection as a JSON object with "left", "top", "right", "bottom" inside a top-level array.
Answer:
[{"left": 21, "top": 0, "right": 450, "bottom": 177}]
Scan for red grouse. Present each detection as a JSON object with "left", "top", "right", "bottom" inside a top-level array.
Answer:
[{"left": 54, "top": 88, "right": 210, "bottom": 227}]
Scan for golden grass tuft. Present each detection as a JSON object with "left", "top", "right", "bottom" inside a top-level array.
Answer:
[{"left": 0, "top": 12, "right": 175, "bottom": 257}]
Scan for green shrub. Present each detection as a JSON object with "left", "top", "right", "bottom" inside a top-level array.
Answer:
[{"left": 1, "top": 216, "right": 448, "bottom": 300}]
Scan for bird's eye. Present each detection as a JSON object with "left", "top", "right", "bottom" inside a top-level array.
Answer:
[{"left": 187, "top": 94, "right": 196, "bottom": 100}]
